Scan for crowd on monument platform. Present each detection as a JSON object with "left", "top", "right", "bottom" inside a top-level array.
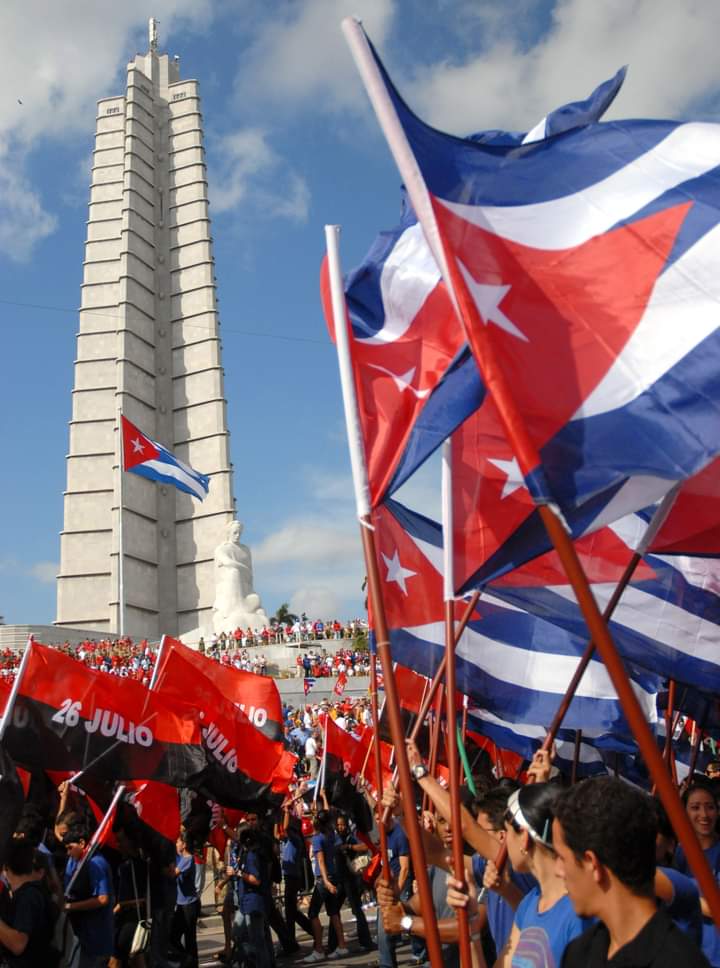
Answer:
[{"left": 0, "top": 620, "right": 371, "bottom": 685}]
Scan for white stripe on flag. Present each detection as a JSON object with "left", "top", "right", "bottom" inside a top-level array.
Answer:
[
  {"left": 143, "top": 459, "right": 207, "bottom": 500},
  {"left": 439, "top": 122, "right": 720, "bottom": 250}
]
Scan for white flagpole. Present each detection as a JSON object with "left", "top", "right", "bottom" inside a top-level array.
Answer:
[
  {"left": 118, "top": 409, "right": 126, "bottom": 637},
  {"left": 148, "top": 634, "right": 167, "bottom": 691},
  {"left": 65, "top": 783, "right": 125, "bottom": 897},
  {"left": 0, "top": 638, "right": 34, "bottom": 742},
  {"left": 324, "top": 225, "right": 371, "bottom": 522}
]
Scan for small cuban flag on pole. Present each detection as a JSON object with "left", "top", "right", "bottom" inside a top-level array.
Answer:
[
  {"left": 121, "top": 415, "right": 210, "bottom": 501},
  {"left": 303, "top": 676, "right": 316, "bottom": 697}
]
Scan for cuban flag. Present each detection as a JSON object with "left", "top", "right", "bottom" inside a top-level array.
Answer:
[
  {"left": 372, "top": 498, "right": 659, "bottom": 737},
  {"left": 344, "top": 20, "right": 720, "bottom": 531},
  {"left": 489, "top": 512, "right": 720, "bottom": 695},
  {"left": 303, "top": 676, "right": 316, "bottom": 696},
  {"left": 121, "top": 415, "right": 210, "bottom": 501},
  {"left": 320, "top": 69, "right": 626, "bottom": 508},
  {"left": 466, "top": 705, "right": 610, "bottom": 778}
]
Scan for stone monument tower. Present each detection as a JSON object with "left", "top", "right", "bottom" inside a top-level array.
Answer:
[{"left": 56, "top": 20, "right": 237, "bottom": 639}]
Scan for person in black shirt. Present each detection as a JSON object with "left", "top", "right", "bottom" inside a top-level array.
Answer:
[
  {"left": 0, "top": 840, "right": 54, "bottom": 967},
  {"left": 554, "top": 777, "right": 709, "bottom": 967}
]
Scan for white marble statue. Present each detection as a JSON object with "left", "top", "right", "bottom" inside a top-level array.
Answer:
[{"left": 212, "top": 520, "right": 267, "bottom": 633}]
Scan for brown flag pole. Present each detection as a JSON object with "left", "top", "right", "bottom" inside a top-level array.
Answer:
[{"left": 325, "top": 224, "right": 444, "bottom": 966}]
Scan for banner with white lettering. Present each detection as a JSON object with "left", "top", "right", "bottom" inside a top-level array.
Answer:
[{"left": 3, "top": 643, "right": 206, "bottom": 787}]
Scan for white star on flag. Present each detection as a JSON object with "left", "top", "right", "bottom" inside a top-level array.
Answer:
[
  {"left": 457, "top": 260, "right": 528, "bottom": 342},
  {"left": 381, "top": 549, "right": 417, "bottom": 595},
  {"left": 131, "top": 437, "right": 145, "bottom": 455},
  {"left": 367, "top": 363, "right": 430, "bottom": 399},
  {"left": 487, "top": 456, "right": 524, "bottom": 499}
]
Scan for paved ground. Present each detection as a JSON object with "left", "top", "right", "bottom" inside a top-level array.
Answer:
[{"left": 195, "top": 903, "right": 417, "bottom": 968}]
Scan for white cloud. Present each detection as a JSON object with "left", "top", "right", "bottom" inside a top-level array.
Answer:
[
  {"left": 254, "top": 517, "right": 359, "bottom": 565},
  {"left": 289, "top": 586, "right": 343, "bottom": 619},
  {"left": 0, "top": 151, "right": 57, "bottom": 260},
  {"left": 208, "top": 127, "right": 310, "bottom": 221},
  {"left": 28, "top": 561, "right": 58, "bottom": 584},
  {"left": 0, "top": 557, "right": 58, "bottom": 584},
  {"left": 409, "top": 0, "right": 720, "bottom": 134},
  {"left": 0, "top": 1, "right": 213, "bottom": 257},
  {"left": 234, "top": 0, "right": 397, "bottom": 114}
]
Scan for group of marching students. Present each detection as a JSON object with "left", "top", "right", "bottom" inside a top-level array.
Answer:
[{"left": 1, "top": 745, "right": 720, "bottom": 968}]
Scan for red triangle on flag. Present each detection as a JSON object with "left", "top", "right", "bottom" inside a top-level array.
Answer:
[{"left": 121, "top": 415, "right": 160, "bottom": 471}]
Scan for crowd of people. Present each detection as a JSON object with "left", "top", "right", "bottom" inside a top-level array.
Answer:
[
  {"left": 0, "top": 687, "right": 719, "bottom": 968},
  {"left": 0, "top": 622, "right": 372, "bottom": 686}
]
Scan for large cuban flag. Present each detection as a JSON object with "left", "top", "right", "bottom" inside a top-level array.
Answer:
[
  {"left": 344, "top": 19, "right": 720, "bottom": 529},
  {"left": 121, "top": 415, "right": 210, "bottom": 501},
  {"left": 372, "top": 499, "right": 659, "bottom": 737},
  {"left": 320, "top": 70, "right": 627, "bottom": 508}
]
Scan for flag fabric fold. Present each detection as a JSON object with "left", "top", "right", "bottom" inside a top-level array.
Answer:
[
  {"left": 154, "top": 637, "right": 284, "bottom": 743},
  {"left": 121, "top": 415, "right": 210, "bottom": 501},
  {"left": 152, "top": 643, "right": 295, "bottom": 809},
  {"left": 345, "top": 19, "right": 720, "bottom": 533},
  {"left": 373, "top": 500, "right": 659, "bottom": 736}
]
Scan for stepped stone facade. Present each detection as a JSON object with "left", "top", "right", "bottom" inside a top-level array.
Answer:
[{"left": 56, "top": 31, "right": 235, "bottom": 638}]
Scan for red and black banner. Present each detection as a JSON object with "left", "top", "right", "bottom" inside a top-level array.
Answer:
[
  {"left": 156, "top": 637, "right": 284, "bottom": 742},
  {"left": 2, "top": 643, "right": 207, "bottom": 787},
  {"left": 153, "top": 645, "right": 296, "bottom": 809}
]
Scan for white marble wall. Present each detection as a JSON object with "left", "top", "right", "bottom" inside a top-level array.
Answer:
[{"left": 56, "top": 47, "right": 236, "bottom": 637}]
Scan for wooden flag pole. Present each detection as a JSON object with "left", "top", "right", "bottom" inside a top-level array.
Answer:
[
  {"left": 326, "top": 224, "right": 444, "bottom": 966},
  {"left": 368, "top": 649, "right": 389, "bottom": 865}
]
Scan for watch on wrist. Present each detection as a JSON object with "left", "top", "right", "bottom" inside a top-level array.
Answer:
[
  {"left": 400, "top": 914, "right": 414, "bottom": 932},
  {"left": 411, "top": 762, "right": 429, "bottom": 781}
]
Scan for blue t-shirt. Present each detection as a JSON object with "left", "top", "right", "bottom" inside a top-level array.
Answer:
[
  {"left": 658, "top": 865, "right": 702, "bottom": 945},
  {"left": 64, "top": 853, "right": 114, "bottom": 957},
  {"left": 472, "top": 853, "right": 536, "bottom": 954},
  {"left": 281, "top": 833, "right": 305, "bottom": 879},
  {"left": 311, "top": 832, "right": 339, "bottom": 881},
  {"left": 513, "top": 888, "right": 589, "bottom": 967},
  {"left": 387, "top": 823, "right": 410, "bottom": 881},
  {"left": 236, "top": 848, "right": 266, "bottom": 915},
  {"left": 176, "top": 853, "right": 197, "bottom": 906},
  {"left": 675, "top": 841, "right": 720, "bottom": 966}
]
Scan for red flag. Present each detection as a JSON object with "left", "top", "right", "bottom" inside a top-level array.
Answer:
[
  {"left": 153, "top": 645, "right": 295, "bottom": 808},
  {"left": 155, "top": 637, "right": 284, "bottom": 742},
  {"left": 333, "top": 672, "right": 348, "bottom": 696},
  {"left": 4, "top": 643, "right": 206, "bottom": 787},
  {"left": 649, "top": 457, "right": 720, "bottom": 555}
]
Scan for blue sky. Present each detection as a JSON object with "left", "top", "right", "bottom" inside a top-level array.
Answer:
[{"left": 2, "top": 0, "right": 720, "bottom": 626}]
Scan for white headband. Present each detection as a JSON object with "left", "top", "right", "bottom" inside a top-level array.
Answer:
[{"left": 506, "top": 789, "right": 553, "bottom": 848}]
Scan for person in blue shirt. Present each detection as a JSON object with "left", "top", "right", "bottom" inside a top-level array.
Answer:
[
  {"left": 231, "top": 827, "right": 273, "bottom": 968},
  {"left": 327, "top": 813, "right": 374, "bottom": 953},
  {"left": 674, "top": 782, "right": 720, "bottom": 966},
  {"left": 170, "top": 831, "right": 199, "bottom": 967},
  {"left": 280, "top": 815, "right": 313, "bottom": 948},
  {"left": 487, "top": 783, "right": 590, "bottom": 966},
  {"left": 63, "top": 823, "right": 115, "bottom": 968},
  {"left": 376, "top": 816, "right": 412, "bottom": 968},
  {"left": 302, "top": 809, "right": 348, "bottom": 964}
]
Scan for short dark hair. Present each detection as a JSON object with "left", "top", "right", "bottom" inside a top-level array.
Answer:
[
  {"left": 476, "top": 788, "right": 513, "bottom": 830},
  {"left": 4, "top": 840, "right": 35, "bottom": 876},
  {"left": 63, "top": 822, "right": 90, "bottom": 847},
  {"left": 555, "top": 778, "right": 656, "bottom": 897},
  {"left": 682, "top": 781, "right": 718, "bottom": 806}
]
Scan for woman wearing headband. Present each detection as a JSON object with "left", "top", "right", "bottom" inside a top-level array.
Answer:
[{"left": 489, "top": 783, "right": 590, "bottom": 967}]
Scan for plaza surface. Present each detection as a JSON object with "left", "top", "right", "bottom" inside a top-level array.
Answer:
[{"left": 195, "top": 901, "right": 415, "bottom": 968}]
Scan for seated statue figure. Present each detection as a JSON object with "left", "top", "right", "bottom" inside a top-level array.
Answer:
[{"left": 212, "top": 520, "right": 267, "bottom": 633}]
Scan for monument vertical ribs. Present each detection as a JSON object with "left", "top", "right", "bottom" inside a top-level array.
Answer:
[{"left": 56, "top": 26, "right": 241, "bottom": 641}]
